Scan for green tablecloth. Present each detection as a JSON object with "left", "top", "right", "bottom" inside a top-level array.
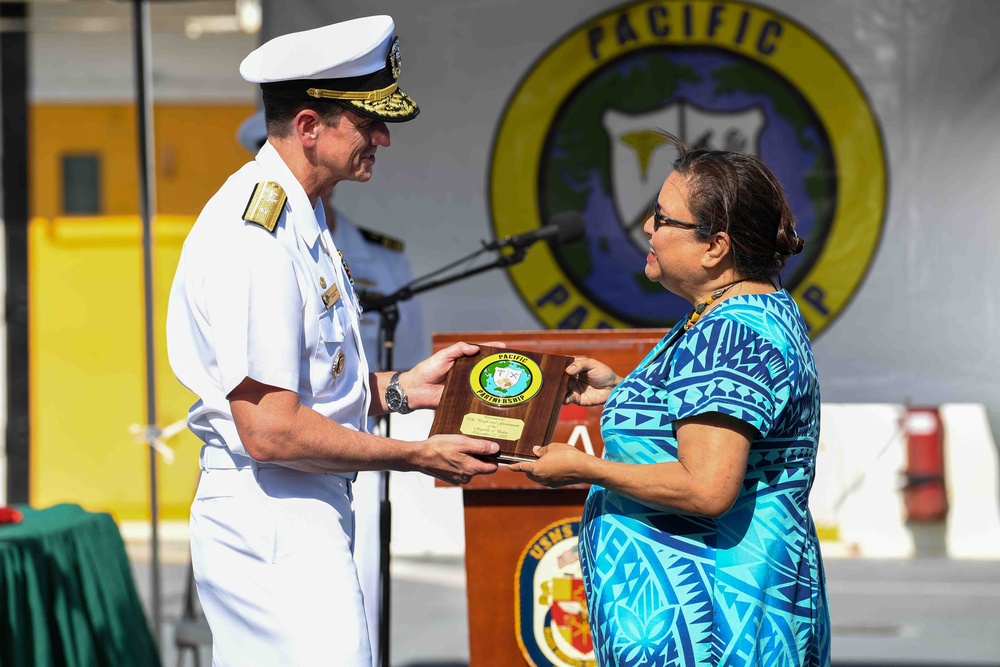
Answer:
[{"left": 0, "top": 503, "right": 160, "bottom": 667}]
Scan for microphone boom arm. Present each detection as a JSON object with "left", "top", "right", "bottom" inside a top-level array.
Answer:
[{"left": 361, "top": 245, "right": 528, "bottom": 313}]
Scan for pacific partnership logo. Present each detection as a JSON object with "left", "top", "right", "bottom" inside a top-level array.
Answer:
[{"left": 489, "top": 0, "right": 887, "bottom": 336}]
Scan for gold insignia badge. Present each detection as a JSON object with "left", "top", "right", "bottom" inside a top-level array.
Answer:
[
  {"left": 242, "top": 181, "right": 287, "bottom": 232},
  {"left": 322, "top": 284, "right": 341, "bottom": 309},
  {"left": 331, "top": 349, "right": 346, "bottom": 380},
  {"left": 389, "top": 37, "right": 401, "bottom": 80},
  {"left": 320, "top": 277, "right": 327, "bottom": 289}
]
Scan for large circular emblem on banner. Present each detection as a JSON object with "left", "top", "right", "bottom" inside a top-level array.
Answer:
[{"left": 489, "top": 0, "right": 887, "bottom": 336}]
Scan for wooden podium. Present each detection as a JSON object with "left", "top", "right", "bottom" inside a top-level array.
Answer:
[{"left": 432, "top": 329, "right": 666, "bottom": 667}]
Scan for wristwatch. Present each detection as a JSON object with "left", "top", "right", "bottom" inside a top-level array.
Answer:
[{"left": 385, "top": 371, "right": 411, "bottom": 415}]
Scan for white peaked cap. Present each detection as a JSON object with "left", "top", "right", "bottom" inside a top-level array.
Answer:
[
  {"left": 240, "top": 16, "right": 394, "bottom": 83},
  {"left": 239, "top": 15, "right": 419, "bottom": 122}
]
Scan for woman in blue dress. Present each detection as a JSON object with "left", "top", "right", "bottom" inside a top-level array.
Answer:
[{"left": 511, "top": 135, "right": 830, "bottom": 666}]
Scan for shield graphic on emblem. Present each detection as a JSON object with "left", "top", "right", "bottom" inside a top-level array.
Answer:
[
  {"left": 544, "top": 576, "right": 593, "bottom": 655},
  {"left": 493, "top": 366, "right": 522, "bottom": 390},
  {"left": 602, "top": 102, "right": 766, "bottom": 253}
]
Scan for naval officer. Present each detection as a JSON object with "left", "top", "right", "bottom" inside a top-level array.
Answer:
[
  {"left": 235, "top": 109, "right": 426, "bottom": 666},
  {"left": 236, "top": 108, "right": 426, "bottom": 371},
  {"left": 166, "top": 16, "right": 498, "bottom": 667}
]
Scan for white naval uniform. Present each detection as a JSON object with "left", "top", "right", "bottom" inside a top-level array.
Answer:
[
  {"left": 331, "top": 212, "right": 425, "bottom": 666},
  {"left": 331, "top": 211, "right": 424, "bottom": 374},
  {"left": 166, "top": 142, "right": 373, "bottom": 667}
]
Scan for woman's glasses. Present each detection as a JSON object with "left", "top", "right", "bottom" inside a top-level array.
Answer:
[{"left": 652, "top": 211, "right": 701, "bottom": 231}]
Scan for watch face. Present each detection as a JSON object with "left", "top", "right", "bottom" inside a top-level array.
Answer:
[{"left": 387, "top": 373, "right": 408, "bottom": 413}]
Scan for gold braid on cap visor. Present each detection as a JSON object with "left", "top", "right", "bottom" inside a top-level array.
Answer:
[
  {"left": 347, "top": 88, "right": 418, "bottom": 119},
  {"left": 306, "top": 82, "right": 397, "bottom": 101}
]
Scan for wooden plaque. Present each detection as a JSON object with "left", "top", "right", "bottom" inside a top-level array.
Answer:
[{"left": 429, "top": 345, "right": 573, "bottom": 463}]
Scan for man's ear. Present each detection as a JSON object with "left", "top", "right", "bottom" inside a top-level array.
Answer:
[
  {"left": 702, "top": 231, "right": 731, "bottom": 269},
  {"left": 294, "top": 109, "right": 321, "bottom": 148}
]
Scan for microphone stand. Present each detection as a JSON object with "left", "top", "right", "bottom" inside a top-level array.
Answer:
[
  {"left": 363, "top": 242, "right": 531, "bottom": 667},
  {"left": 373, "top": 302, "right": 397, "bottom": 667}
]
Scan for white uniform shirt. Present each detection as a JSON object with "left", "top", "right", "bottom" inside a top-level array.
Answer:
[
  {"left": 331, "top": 211, "right": 425, "bottom": 373},
  {"left": 167, "top": 142, "right": 371, "bottom": 459}
]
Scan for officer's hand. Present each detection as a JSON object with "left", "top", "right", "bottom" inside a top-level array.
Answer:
[
  {"left": 401, "top": 341, "right": 505, "bottom": 409},
  {"left": 417, "top": 434, "right": 500, "bottom": 485}
]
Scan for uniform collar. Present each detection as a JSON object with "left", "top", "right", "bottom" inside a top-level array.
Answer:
[{"left": 255, "top": 141, "right": 324, "bottom": 248}]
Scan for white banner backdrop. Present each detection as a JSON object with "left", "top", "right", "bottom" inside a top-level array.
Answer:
[
  {"left": 15, "top": 0, "right": 997, "bottom": 569},
  {"left": 19, "top": 1, "right": 1000, "bottom": 527},
  {"left": 263, "top": 0, "right": 1000, "bottom": 437}
]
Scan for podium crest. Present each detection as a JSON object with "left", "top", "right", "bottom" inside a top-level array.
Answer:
[{"left": 515, "top": 518, "right": 596, "bottom": 667}]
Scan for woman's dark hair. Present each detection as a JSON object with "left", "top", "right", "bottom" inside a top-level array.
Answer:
[
  {"left": 261, "top": 92, "right": 344, "bottom": 139},
  {"left": 665, "top": 132, "right": 803, "bottom": 281}
]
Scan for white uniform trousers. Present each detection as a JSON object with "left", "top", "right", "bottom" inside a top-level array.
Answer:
[
  {"left": 190, "top": 465, "right": 371, "bottom": 667},
  {"left": 351, "top": 470, "right": 384, "bottom": 664}
]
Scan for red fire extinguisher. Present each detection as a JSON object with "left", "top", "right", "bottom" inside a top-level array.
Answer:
[{"left": 902, "top": 406, "right": 948, "bottom": 522}]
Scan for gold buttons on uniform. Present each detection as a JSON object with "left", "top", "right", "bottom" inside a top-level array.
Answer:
[{"left": 320, "top": 277, "right": 327, "bottom": 289}]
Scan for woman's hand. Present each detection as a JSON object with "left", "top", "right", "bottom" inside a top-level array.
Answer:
[
  {"left": 565, "top": 357, "right": 621, "bottom": 406},
  {"left": 508, "top": 443, "right": 594, "bottom": 488}
]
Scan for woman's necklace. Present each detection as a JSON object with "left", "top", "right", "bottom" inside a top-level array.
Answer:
[
  {"left": 682, "top": 279, "right": 747, "bottom": 331},
  {"left": 643, "top": 278, "right": 750, "bottom": 371}
]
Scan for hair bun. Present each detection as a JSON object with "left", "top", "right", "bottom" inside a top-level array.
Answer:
[{"left": 793, "top": 236, "right": 804, "bottom": 255}]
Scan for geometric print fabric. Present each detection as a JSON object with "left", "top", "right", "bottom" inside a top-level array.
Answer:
[{"left": 579, "top": 291, "right": 831, "bottom": 666}]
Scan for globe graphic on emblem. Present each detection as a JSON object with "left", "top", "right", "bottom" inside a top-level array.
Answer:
[
  {"left": 480, "top": 360, "right": 533, "bottom": 398},
  {"left": 540, "top": 47, "right": 835, "bottom": 328}
]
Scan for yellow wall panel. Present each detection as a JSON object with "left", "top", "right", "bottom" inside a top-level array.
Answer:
[
  {"left": 29, "top": 215, "right": 206, "bottom": 521},
  {"left": 29, "top": 102, "right": 257, "bottom": 520},
  {"left": 31, "top": 104, "right": 255, "bottom": 218},
  {"left": 153, "top": 105, "right": 259, "bottom": 215}
]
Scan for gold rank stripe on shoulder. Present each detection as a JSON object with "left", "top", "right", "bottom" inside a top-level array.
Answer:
[
  {"left": 359, "top": 227, "right": 404, "bottom": 252},
  {"left": 242, "top": 181, "right": 287, "bottom": 232}
]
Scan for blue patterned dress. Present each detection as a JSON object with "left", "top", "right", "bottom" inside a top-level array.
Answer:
[{"left": 579, "top": 291, "right": 830, "bottom": 667}]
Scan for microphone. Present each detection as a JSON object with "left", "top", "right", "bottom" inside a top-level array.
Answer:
[{"left": 485, "top": 211, "right": 586, "bottom": 251}]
